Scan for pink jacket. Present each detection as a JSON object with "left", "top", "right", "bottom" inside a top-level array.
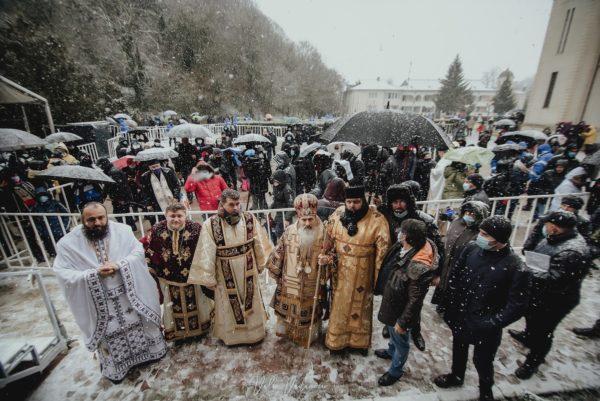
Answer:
[{"left": 184, "top": 174, "right": 228, "bottom": 210}]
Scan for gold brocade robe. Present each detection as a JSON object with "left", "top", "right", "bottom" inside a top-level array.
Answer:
[
  {"left": 267, "top": 220, "right": 327, "bottom": 346},
  {"left": 188, "top": 213, "right": 273, "bottom": 345},
  {"left": 324, "top": 205, "right": 390, "bottom": 350}
]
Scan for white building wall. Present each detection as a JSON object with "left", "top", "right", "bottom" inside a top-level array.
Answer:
[{"left": 524, "top": 0, "right": 600, "bottom": 130}]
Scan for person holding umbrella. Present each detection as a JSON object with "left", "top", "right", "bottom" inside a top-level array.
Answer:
[
  {"left": 139, "top": 159, "right": 181, "bottom": 220},
  {"left": 96, "top": 158, "right": 137, "bottom": 231},
  {"left": 381, "top": 145, "right": 416, "bottom": 193}
]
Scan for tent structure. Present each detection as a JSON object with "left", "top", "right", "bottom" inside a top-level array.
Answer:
[{"left": 0, "top": 75, "right": 55, "bottom": 134}]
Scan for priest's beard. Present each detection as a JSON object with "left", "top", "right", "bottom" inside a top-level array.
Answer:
[
  {"left": 83, "top": 223, "right": 109, "bottom": 241},
  {"left": 298, "top": 223, "right": 319, "bottom": 264},
  {"left": 341, "top": 200, "right": 369, "bottom": 236},
  {"left": 223, "top": 210, "right": 241, "bottom": 226}
]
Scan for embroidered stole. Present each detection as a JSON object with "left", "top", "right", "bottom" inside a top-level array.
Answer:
[{"left": 210, "top": 213, "right": 255, "bottom": 326}]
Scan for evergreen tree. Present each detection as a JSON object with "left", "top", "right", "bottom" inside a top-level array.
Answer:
[
  {"left": 493, "top": 69, "right": 516, "bottom": 114},
  {"left": 435, "top": 55, "right": 474, "bottom": 116}
]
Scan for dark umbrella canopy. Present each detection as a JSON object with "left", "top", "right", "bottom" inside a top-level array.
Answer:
[
  {"left": 495, "top": 130, "right": 547, "bottom": 145},
  {"left": 320, "top": 110, "right": 453, "bottom": 148}
]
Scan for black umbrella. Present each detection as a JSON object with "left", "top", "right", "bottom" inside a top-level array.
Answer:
[
  {"left": 320, "top": 110, "right": 453, "bottom": 148},
  {"left": 495, "top": 130, "right": 547, "bottom": 145}
]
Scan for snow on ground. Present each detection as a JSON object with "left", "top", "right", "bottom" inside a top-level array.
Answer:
[{"left": 0, "top": 267, "right": 598, "bottom": 401}]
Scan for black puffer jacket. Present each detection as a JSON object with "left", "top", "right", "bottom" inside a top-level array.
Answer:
[
  {"left": 444, "top": 243, "right": 530, "bottom": 340},
  {"left": 463, "top": 188, "right": 490, "bottom": 206},
  {"left": 529, "top": 230, "right": 591, "bottom": 307},
  {"left": 377, "top": 239, "right": 439, "bottom": 329}
]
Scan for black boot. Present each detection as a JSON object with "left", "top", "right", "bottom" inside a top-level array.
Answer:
[
  {"left": 572, "top": 324, "right": 600, "bottom": 339},
  {"left": 374, "top": 349, "right": 392, "bottom": 360},
  {"left": 378, "top": 372, "right": 401, "bottom": 386},
  {"left": 508, "top": 329, "right": 530, "bottom": 348},
  {"left": 433, "top": 373, "right": 464, "bottom": 388},
  {"left": 382, "top": 325, "right": 390, "bottom": 339},
  {"left": 412, "top": 331, "right": 426, "bottom": 351},
  {"left": 515, "top": 360, "right": 538, "bottom": 380},
  {"left": 479, "top": 386, "right": 494, "bottom": 401}
]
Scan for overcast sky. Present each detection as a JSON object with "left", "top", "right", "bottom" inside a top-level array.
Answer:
[{"left": 254, "top": 0, "right": 553, "bottom": 84}]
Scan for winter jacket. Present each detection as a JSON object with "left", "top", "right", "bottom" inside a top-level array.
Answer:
[
  {"left": 184, "top": 174, "right": 228, "bottom": 211},
  {"left": 140, "top": 167, "right": 181, "bottom": 210},
  {"left": 176, "top": 142, "right": 198, "bottom": 173},
  {"left": 530, "top": 145, "right": 554, "bottom": 181},
  {"left": 444, "top": 243, "right": 529, "bottom": 341},
  {"left": 102, "top": 167, "right": 134, "bottom": 206},
  {"left": 483, "top": 172, "right": 512, "bottom": 198},
  {"left": 310, "top": 168, "right": 337, "bottom": 198},
  {"left": 463, "top": 188, "right": 490, "bottom": 205},
  {"left": 381, "top": 152, "right": 416, "bottom": 189},
  {"left": 432, "top": 217, "right": 480, "bottom": 305},
  {"left": 378, "top": 184, "right": 446, "bottom": 270},
  {"left": 377, "top": 239, "right": 438, "bottom": 329},
  {"left": 274, "top": 152, "right": 297, "bottom": 195},
  {"left": 550, "top": 168, "right": 585, "bottom": 211},
  {"left": 414, "top": 159, "right": 436, "bottom": 200},
  {"left": 531, "top": 169, "right": 566, "bottom": 195},
  {"left": 32, "top": 195, "right": 69, "bottom": 240},
  {"left": 294, "top": 157, "right": 316, "bottom": 193},
  {"left": 442, "top": 165, "right": 467, "bottom": 200},
  {"left": 581, "top": 126, "right": 597, "bottom": 146},
  {"left": 528, "top": 231, "right": 591, "bottom": 308},
  {"left": 545, "top": 154, "right": 579, "bottom": 173},
  {"left": 524, "top": 214, "right": 592, "bottom": 251}
]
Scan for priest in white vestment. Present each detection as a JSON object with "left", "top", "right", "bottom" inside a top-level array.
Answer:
[
  {"left": 188, "top": 189, "right": 273, "bottom": 345},
  {"left": 53, "top": 202, "right": 167, "bottom": 382}
]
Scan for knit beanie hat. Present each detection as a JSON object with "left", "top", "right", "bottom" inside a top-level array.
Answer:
[{"left": 479, "top": 216, "right": 512, "bottom": 244}]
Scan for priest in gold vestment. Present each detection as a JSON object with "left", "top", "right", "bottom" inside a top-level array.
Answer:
[
  {"left": 267, "top": 194, "right": 327, "bottom": 346},
  {"left": 319, "top": 185, "right": 390, "bottom": 354},
  {"left": 188, "top": 189, "right": 273, "bottom": 345}
]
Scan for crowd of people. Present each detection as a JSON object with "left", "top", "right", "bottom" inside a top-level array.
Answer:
[{"left": 1, "top": 117, "right": 599, "bottom": 401}]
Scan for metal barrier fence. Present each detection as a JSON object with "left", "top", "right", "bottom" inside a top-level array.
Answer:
[
  {"left": 76, "top": 142, "right": 100, "bottom": 162},
  {"left": 0, "top": 269, "right": 69, "bottom": 388},
  {"left": 0, "top": 192, "right": 588, "bottom": 270},
  {"left": 106, "top": 124, "right": 289, "bottom": 159}
]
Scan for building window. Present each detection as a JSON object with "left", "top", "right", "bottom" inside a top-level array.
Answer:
[
  {"left": 369, "top": 92, "right": 378, "bottom": 99},
  {"left": 415, "top": 95, "right": 421, "bottom": 101},
  {"left": 557, "top": 7, "right": 575, "bottom": 54},
  {"left": 543, "top": 72, "right": 558, "bottom": 108}
]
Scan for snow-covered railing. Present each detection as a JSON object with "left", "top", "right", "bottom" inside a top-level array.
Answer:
[
  {"left": 0, "top": 192, "right": 588, "bottom": 269},
  {"left": 106, "top": 124, "right": 288, "bottom": 159},
  {"left": 76, "top": 142, "right": 99, "bottom": 162}
]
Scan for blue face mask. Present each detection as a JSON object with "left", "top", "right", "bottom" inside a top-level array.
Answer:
[
  {"left": 567, "top": 151, "right": 576, "bottom": 158},
  {"left": 463, "top": 182, "right": 472, "bottom": 191},
  {"left": 463, "top": 214, "right": 475, "bottom": 225},
  {"left": 476, "top": 234, "right": 494, "bottom": 250}
]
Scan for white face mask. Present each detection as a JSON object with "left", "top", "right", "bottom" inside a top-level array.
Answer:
[{"left": 197, "top": 171, "right": 211, "bottom": 180}]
